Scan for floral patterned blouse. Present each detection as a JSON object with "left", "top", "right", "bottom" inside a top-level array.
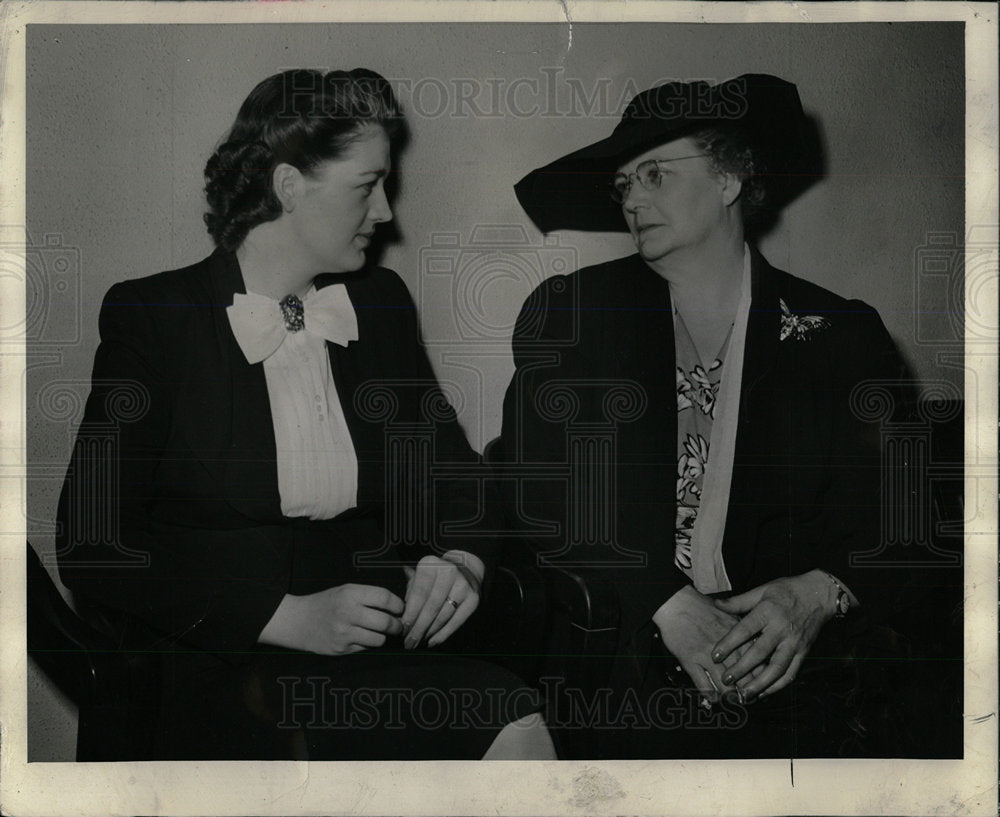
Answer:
[{"left": 674, "top": 312, "right": 734, "bottom": 579}]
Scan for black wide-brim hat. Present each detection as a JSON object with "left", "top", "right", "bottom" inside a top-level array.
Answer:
[{"left": 514, "top": 73, "right": 809, "bottom": 233}]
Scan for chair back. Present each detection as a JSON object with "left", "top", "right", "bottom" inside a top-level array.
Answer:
[{"left": 27, "top": 542, "right": 161, "bottom": 760}]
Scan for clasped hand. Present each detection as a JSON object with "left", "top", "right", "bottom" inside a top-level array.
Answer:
[
  {"left": 655, "top": 571, "right": 835, "bottom": 703},
  {"left": 257, "top": 550, "right": 483, "bottom": 656},
  {"left": 402, "top": 550, "right": 484, "bottom": 649},
  {"left": 258, "top": 583, "right": 406, "bottom": 656}
]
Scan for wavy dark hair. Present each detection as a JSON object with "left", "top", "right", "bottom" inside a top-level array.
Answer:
[
  {"left": 204, "top": 68, "right": 405, "bottom": 251},
  {"left": 690, "top": 126, "right": 768, "bottom": 225}
]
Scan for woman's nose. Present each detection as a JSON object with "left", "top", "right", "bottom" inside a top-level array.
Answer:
[
  {"left": 370, "top": 184, "right": 393, "bottom": 224},
  {"left": 621, "top": 182, "right": 646, "bottom": 212}
]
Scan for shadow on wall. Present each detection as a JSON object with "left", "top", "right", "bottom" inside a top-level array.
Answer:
[{"left": 746, "top": 113, "right": 826, "bottom": 244}]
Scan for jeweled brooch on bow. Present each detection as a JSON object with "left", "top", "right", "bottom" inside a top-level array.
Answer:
[
  {"left": 779, "top": 297, "right": 830, "bottom": 341},
  {"left": 279, "top": 293, "right": 305, "bottom": 332}
]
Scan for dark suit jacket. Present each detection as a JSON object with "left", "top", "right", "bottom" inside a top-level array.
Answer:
[
  {"left": 57, "top": 250, "right": 494, "bottom": 656},
  {"left": 495, "top": 248, "right": 911, "bottom": 653}
]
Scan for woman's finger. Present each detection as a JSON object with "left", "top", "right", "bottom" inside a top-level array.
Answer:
[
  {"left": 352, "top": 584, "right": 405, "bottom": 616},
  {"left": 350, "top": 626, "right": 389, "bottom": 649},
  {"left": 682, "top": 662, "right": 728, "bottom": 707},
  {"left": 424, "top": 589, "right": 462, "bottom": 641},
  {"left": 404, "top": 563, "right": 453, "bottom": 648},
  {"left": 703, "top": 664, "right": 732, "bottom": 703},
  {"left": 758, "top": 652, "right": 806, "bottom": 699},
  {"left": 711, "top": 606, "right": 766, "bottom": 664},
  {"left": 720, "top": 633, "right": 778, "bottom": 686},
  {"left": 670, "top": 654, "right": 727, "bottom": 702},
  {"left": 401, "top": 562, "right": 438, "bottom": 631},
  {"left": 738, "top": 639, "right": 797, "bottom": 701},
  {"left": 326, "top": 625, "right": 388, "bottom": 654},
  {"left": 423, "top": 569, "right": 475, "bottom": 640},
  {"left": 441, "top": 550, "right": 485, "bottom": 594},
  {"left": 427, "top": 575, "right": 464, "bottom": 638},
  {"left": 353, "top": 605, "right": 403, "bottom": 637},
  {"left": 721, "top": 637, "right": 759, "bottom": 675},
  {"left": 426, "top": 604, "right": 474, "bottom": 648},
  {"left": 402, "top": 565, "right": 417, "bottom": 609},
  {"left": 427, "top": 588, "right": 481, "bottom": 647}
]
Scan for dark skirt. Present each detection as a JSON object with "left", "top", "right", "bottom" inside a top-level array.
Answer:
[
  {"left": 149, "top": 519, "right": 541, "bottom": 760},
  {"left": 156, "top": 644, "right": 540, "bottom": 760},
  {"left": 542, "top": 629, "right": 871, "bottom": 760}
]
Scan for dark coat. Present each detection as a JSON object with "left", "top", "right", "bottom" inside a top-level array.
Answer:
[
  {"left": 495, "top": 248, "right": 910, "bottom": 654},
  {"left": 57, "top": 249, "right": 495, "bottom": 656}
]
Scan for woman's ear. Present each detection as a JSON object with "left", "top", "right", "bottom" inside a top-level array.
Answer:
[
  {"left": 721, "top": 172, "right": 744, "bottom": 208},
  {"left": 272, "top": 163, "right": 302, "bottom": 213}
]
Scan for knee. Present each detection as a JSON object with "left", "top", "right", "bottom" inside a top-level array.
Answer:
[{"left": 481, "top": 712, "right": 557, "bottom": 760}]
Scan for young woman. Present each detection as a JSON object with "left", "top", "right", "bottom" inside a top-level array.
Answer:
[{"left": 57, "top": 69, "right": 553, "bottom": 761}]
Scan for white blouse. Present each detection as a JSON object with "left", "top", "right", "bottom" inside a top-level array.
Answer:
[
  {"left": 227, "top": 286, "right": 359, "bottom": 520},
  {"left": 262, "top": 327, "right": 359, "bottom": 520},
  {"left": 674, "top": 244, "right": 752, "bottom": 594}
]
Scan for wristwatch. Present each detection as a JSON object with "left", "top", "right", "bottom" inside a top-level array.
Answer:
[
  {"left": 834, "top": 589, "right": 851, "bottom": 618},
  {"left": 824, "top": 572, "right": 851, "bottom": 618}
]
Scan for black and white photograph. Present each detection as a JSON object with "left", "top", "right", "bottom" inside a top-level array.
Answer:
[{"left": 2, "top": 2, "right": 996, "bottom": 815}]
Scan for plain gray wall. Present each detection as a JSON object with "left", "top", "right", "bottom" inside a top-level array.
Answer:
[{"left": 25, "top": 22, "right": 964, "bottom": 760}]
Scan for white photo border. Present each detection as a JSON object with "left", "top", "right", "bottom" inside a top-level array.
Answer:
[{"left": 1, "top": 2, "right": 996, "bottom": 816}]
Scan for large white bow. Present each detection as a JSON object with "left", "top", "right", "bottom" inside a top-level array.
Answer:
[{"left": 227, "top": 284, "right": 359, "bottom": 364}]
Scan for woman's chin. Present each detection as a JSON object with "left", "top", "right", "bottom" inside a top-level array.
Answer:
[
  {"left": 328, "top": 250, "right": 368, "bottom": 274},
  {"left": 637, "top": 243, "right": 669, "bottom": 264}
]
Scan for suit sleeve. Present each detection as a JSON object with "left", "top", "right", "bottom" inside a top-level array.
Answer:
[
  {"left": 381, "top": 271, "right": 500, "bottom": 578},
  {"left": 800, "top": 301, "right": 916, "bottom": 625},
  {"left": 494, "top": 277, "right": 686, "bottom": 637},
  {"left": 56, "top": 281, "right": 291, "bottom": 654}
]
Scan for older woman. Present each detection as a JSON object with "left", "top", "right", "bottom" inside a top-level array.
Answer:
[
  {"left": 497, "top": 74, "right": 911, "bottom": 758},
  {"left": 56, "top": 69, "right": 553, "bottom": 760}
]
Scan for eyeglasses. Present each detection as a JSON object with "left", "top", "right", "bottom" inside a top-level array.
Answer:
[{"left": 609, "top": 155, "right": 709, "bottom": 203}]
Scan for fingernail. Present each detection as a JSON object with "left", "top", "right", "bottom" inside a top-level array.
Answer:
[
  {"left": 427, "top": 637, "right": 439, "bottom": 648},
  {"left": 737, "top": 687, "right": 746, "bottom": 705},
  {"left": 723, "top": 673, "right": 734, "bottom": 686},
  {"left": 712, "top": 651, "right": 722, "bottom": 662},
  {"left": 404, "top": 636, "right": 416, "bottom": 650}
]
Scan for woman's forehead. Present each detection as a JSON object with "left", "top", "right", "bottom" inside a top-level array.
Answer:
[{"left": 323, "top": 126, "right": 391, "bottom": 173}]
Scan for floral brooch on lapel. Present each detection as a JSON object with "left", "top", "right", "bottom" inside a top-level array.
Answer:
[{"left": 779, "top": 297, "right": 831, "bottom": 341}]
